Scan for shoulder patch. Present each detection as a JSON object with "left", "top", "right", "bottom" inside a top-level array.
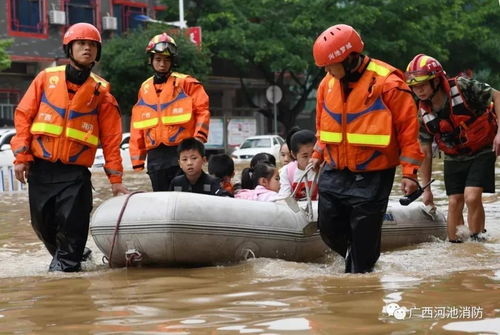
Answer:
[
  {"left": 328, "top": 77, "right": 335, "bottom": 89},
  {"left": 171, "top": 72, "right": 189, "bottom": 79},
  {"left": 90, "top": 72, "right": 109, "bottom": 88},
  {"left": 142, "top": 76, "right": 155, "bottom": 87},
  {"left": 45, "top": 65, "right": 66, "bottom": 73}
]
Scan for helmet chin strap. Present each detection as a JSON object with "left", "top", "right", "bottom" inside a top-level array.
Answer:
[
  {"left": 422, "top": 79, "right": 441, "bottom": 103},
  {"left": 69, "top": 49, "right": 95, "bottom": 71},
  {"left": 151, "top": 61, "right": 173, "bottom": 84},
  {"left": 341, "top": 54, "right": 362, "bottom": 82}
]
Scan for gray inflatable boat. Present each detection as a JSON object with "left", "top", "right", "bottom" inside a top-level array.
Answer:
[{"left": 90, "top": 192, "right": 447, "bottom": 267}]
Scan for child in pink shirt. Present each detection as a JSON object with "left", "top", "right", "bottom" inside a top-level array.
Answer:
[{"left": 235, "top": 162, "right": 281, "bottom": 202}]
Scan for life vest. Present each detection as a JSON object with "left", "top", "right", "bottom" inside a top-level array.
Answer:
[
  {"left": 29, "top": 65, "right": 109, "bottom": 166},
  {"left": 419, "top": 78, "right": 497, "bottom": 155},
  {"left": 286, "top": 161, "right": 318, "bottom": 200},
  {"left": 318, "top": 59, "right": 403, "bottom": 172},
  {"left": 131, "top": 73, "right": 196, "bottom": 149}
]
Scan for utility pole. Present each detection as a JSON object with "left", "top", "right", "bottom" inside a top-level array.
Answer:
[{"left": 179, "top": 0, "right": 187, "bottom": 28}]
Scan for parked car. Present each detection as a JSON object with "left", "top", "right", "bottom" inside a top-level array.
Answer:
[
  {"left": 92, "top": 132, "right": 132, "bottom": 170},
  {"left": 0, "top": 128, "right": 16, "bottom": 167},
  {"left": 231, "top": 135, "right": 284, "bottom": 164}
]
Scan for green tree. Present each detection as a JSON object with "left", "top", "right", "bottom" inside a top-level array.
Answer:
[
  {"left": 100, "top": 24, "right": 211, "bottom": 114},
  {"left": 0, "top": 39, "right": 13, "bottom": 72},
  {"left": 161, "top": 0, "right": 500, "bottom": 131},
  {"left": 162, "top": 0, "right": 329, "bottom": 132}
]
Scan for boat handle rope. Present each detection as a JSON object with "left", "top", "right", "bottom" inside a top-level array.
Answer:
[
  {"left": 103, "top": 190, "right": 144, "bottom": 268},
  {"left": 290, "top": 163, "right": 321, "bottom": 222}
]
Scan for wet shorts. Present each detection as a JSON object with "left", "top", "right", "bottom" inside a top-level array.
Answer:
[{"left": 444, "top": 151, "right": 496, "bottom": 195}]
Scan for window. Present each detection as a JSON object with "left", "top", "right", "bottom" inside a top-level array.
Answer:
[
  {"left": 8, "top": 0, "right": 47, "bottom": 37},
  {"left": 113, "top": 1, "right": 146, "bottom": 34},
  {"left": 65, "top": 0, "right": 97, "bottom": 26},
  {"left": 0, "top": 91, "right": 20, "bottom": 125}
]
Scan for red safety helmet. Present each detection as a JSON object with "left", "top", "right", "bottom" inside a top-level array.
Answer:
[
  {"left": 404, "top": 54, "right": 445, "bottom": 86},
  {"left": 63, "top": 23, "right": 102, "bottom": 61},
  {"left": 313, "top": 24, "right": 364, "bottom": 67},
  {"left": 146, "top": 33, "right": 177, "bottom": 57}
]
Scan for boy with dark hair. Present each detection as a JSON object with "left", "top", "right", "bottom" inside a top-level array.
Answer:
[
  {"left": 169, "top": 138, "right": 231, "bottom": 196},
  {"left": 208, "top": 153, "right": 235, "bottom": 194}
]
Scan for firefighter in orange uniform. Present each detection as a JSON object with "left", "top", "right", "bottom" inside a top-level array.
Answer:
[
  {"left": 10, "top": 23, "right": 129, "bottom": 272},
  {"left": 129, "top": 33, "right": 210, "bottom": 191},
  {"left": 310, "top": 24, "right": 424, "bottom": 273}
]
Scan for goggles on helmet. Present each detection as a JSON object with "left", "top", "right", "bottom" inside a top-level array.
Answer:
[
  {"left": 151, "top": 42, "right": 176, "bottom": 56},
  {"left": 404, "top": 70, "right": 436, "bottom": 86}
]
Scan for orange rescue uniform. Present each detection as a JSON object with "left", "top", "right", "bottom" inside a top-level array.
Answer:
[
  {"left": 11, "top": 65, "right": 123, "bottom": 183},
  {"left": 312, "top": 58, "right": 423, "bottom": 178},
  {"left": 129, "top": 72, "right": 210, "bottom": 169}
]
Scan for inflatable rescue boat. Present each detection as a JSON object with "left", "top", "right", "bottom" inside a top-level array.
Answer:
[{"left": 90, "top": 192, "right": 447, "bottom": 267}]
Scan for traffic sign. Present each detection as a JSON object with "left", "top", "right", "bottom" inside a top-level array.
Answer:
[
  {"left": 266, "top": 85, "right": 282, "bottom": 104},
  {"left": 187, "top": 26, "right": 202, "bottom": 47}
]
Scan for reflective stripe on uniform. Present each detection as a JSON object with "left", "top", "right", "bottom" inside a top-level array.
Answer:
[
  {"left": 66, "top": 127, "right": 99, "bottom": 146},
  {"left": 367, "top": 62, "right": 390, "bottom": 77},
  {"left": 400, "top": 155, "right": 422, "bottom": 166},
  {"left": 31, "top": 122, "right": 64, "bottom": 135},
  {"left": 13, "top": 146, "right": 29, "bottom": 155},
  {"left": 347, "top": 133, "right": 390, "bottom": 146},
  {"left": 104, "top": 167, "right": 123, "bottom": 176},
  {"left": 320, "top": 130, "right": 342, "bottom": 143},
  {"left": 131, "top": 154, "right": 147, "bottom": 161},
  {"left": 313, "top": 143, "right": 324, "bottom": 154},
  {"left": 196, "top": 121, "right": 209, "bottom": 129},
  {"left": 161, "top": 113, "right": 191, "bottom": 124},
  {"left": 133, "top": 117, "right": 159, "bottom": 129}
]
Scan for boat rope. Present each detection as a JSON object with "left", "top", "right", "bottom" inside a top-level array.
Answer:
[
  {"left": 125, "top": 249, "right": 143, "bottom": 266},
  {"left": 243, "top": 248, "right": 256, "bottom": 260},
  {"left": 290, "top": 163, "right": 320, "bottom": 222},
  {"left": 104, "top": 191, "right": 143, "bottom": 268}
]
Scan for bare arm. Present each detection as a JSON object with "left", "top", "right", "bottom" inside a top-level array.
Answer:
[
  {"left": 420, "top": 141, "right": 434, "bottom": 206},
  {"left": 491, "top": 89, "right": 500, "bottom": 156}
]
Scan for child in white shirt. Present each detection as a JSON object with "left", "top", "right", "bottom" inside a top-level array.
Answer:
[{"left": 279, "top": 129, "right": 318, "bottom": 200}]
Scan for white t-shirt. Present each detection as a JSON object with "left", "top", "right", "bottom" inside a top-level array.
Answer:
[{"left": 278, "top": 161, "right": 318, "bottom": 200}]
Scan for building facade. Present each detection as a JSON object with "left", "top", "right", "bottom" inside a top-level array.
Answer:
[{"left": 1, "top": 0, "right": 270, "bottom": 151}]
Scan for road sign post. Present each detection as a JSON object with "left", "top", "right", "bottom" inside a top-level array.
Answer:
[{"left": 266, "top": 85, "right": 282, "bottom": 135}]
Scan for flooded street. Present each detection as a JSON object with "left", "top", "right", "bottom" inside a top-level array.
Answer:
[{"left": 0, "top": 162, "right": 499, "bottom": 334}]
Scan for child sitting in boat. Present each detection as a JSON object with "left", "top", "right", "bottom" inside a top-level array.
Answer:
[
  {"left": 278, "top": 129, "right": 318, "bottom": 200},
  {"left": 280, "top": 126, "right": 300, "bottom": 167},
  {"left": 235, "top": 162, "right": 281, "bottom": 201},
  {"left": 235, "top": 152, "right": 277, "bottom": 191},
  {"left": 169, "top": 138, "right": 232, "bottom": 196},
  {"left": 208, "top": 153, "right": 235, "bottom": 195}
]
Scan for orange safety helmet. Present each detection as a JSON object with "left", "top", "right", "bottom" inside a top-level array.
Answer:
[
  {"left": 404, "top": 54, "right": 445, "bottom": 86},
  {"left": 63, "top": 22, "right": 102, "bottom": 61},
  {"left": 146, "top": 33, "right": 177, "bottom": 57},
  {"left": 313, "top": 24, "right": 364, "bottom": 67}
]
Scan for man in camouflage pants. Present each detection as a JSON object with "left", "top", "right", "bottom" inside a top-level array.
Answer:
[{"left": 404, "top": 54, "right": 500, "bottom": 243}]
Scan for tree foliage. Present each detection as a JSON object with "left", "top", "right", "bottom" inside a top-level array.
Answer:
[
  {"left": 154, "top": 1, "right": 500, "bottom": 130},
  {"left": 100, "top": 24, "right": 211, "bottom": 114},
  {"left": 0, "top": 39, "right": 13, "bottom": 72}
]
